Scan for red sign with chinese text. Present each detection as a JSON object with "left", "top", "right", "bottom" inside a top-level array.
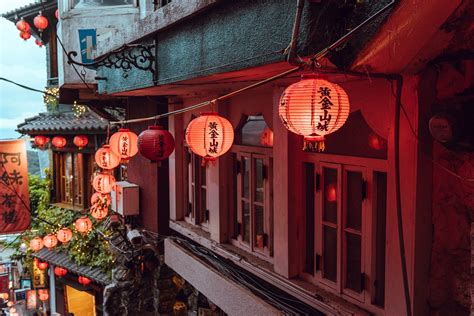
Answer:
[{"left": 0, "top": 140, "right": 30, "bottom": 233}]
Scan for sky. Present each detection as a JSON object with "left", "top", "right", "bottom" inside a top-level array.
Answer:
[{"left": 0, "top": 0, "right": 46, "bottom": 140}]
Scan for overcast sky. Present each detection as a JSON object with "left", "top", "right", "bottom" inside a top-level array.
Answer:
[{"left": 0, "top": 0, "right": 46, "bottom": 140}]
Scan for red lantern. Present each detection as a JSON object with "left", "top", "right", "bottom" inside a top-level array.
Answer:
[
  {"left": 185, "top": 112, "right": 234, "bottom": 163},
  {"left": 42, "top": 234, "right": 58, "bottom": 249},
  {"left": 35, "top": 39, "right": 43, "bottom": 47},
  {"left": 33, "top": 12, "right": 48, "bottom": 32},
  {"left": 93, "top": 172, "right": 116, "bottom": 194},
  {"left": 75, "top": 217, "right": 92, "bottom": 234},
  {"left": 57, "top": 228, "right": 73, "bottom": 243},
  {"left": 55, "top": 9, "right": 59, "bottom": 19},
  {"left": 95, "top": 145, "right": 120, "bottom": 169},
  {"left": 326, "top": 184, "right": 337, "bottom": 202},
  {"left": 20, "top": 31, "right": 31, "bottom": 41},
  {"left": 90, "top": 204, "right": 108, "bottom": 221},
  {"left": 38, "top": 289, "right": 49, "bottom": 301},
  {"left": 34, "top": 135, "right": 48, "bottom": 148},
  {"left": 78, "top": 276, "right": 91, "bottom": 286},
  {"left": 30, "top": 237, "right": 43, "bottom": 252},
  {"left": 279, "top": 75, "right": 350, "bottom": 152},
  {"left": 54, "top": 267, "right": 68, "bottom": 277},
  {"left": 138, "top": 126, "right": 175, "bottom": 163},
  {"left": 91, "top": 192, "right": 111, "bottom": 207},
  {"left": 73, "top": 135, "right": 88, "bottom": 149},
  {"left": 16, "top": 19, "right": 30, "bottom": 32},
  {"left": 52, "top": 136, "right": 67, "bottom": 148},
  {"left": 109, "top": 128, "right": 138, "bottom": 162},
  {"left": 38, "top": 261, "right": 48, "bottom": 270},
  {"left": 368, "top": 133, "right": 387, "bottom": 151}
]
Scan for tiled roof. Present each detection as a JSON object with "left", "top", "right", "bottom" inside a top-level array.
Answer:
[
  {"left": 17, "top": 109, "right": 109, "bottom": 135},
  {"left": 1, "top": 1, "right": 56, "bottom": 21},
  {"left": 32, "top": 248, "right": 111, "bottom": 286}
]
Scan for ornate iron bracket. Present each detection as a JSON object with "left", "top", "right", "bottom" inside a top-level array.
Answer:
[{"left": 67, "top": 44, "right": 155, "bottom": 78}]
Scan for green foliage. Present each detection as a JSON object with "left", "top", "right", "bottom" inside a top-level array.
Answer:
[{"left": 28, "top": 173, "right": 49, "bottom": 216}]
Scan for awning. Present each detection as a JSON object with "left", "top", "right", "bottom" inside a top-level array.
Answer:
[{"left": 32, "top": 248, "right": 111, "bottom": 286}]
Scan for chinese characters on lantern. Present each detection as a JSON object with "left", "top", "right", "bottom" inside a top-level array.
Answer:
[
  {"left": 317, "top": 86, "right": 333, "bottom": 132},
  {"left": 208, "top": 122, "right": 219, "bottom": 154},
  {"left": 0, "top": 140, "right": 30, "bottom": 233}
]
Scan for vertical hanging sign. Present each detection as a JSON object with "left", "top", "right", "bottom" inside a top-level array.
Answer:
[{"left": 0, "top": 140, "right": 30, "bottom": 233}]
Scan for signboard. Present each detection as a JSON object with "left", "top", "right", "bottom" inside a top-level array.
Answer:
[
  {"left": 78, "top": 29, "right": 97, "bottom": 64},
  {"left": 20, "top": 278, "right": 32, "bottom": 289},
  {"left": 15, "top": 288, "right": 27, "bottom": 301},
  {"left": 26, "top": 289, "right": 37, "bottom": 310},
  {"left": 0, "top": 140, "right": 30, "bottom": 233},
  {"left": 32, "top": 261, "right": 46, "bottom": 289}
]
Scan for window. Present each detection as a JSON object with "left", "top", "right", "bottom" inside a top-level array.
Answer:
[
  {"left": 72, "top": 0, "right": 134, "bottom": 8},
  {"left": 231, "top": 116, "right": 273, "bottom": 259},
  {"left": 154, "top": 0, "right": 171, "bottom": 8},
  {"left": 184, "top": 148, "right": 208, "bottom": 229},
  {"left": 302, "top": 155, "right": 387, "bottom": 307},
  {"left": 54, "top": 152, "right": 88, "bottom": 208}
]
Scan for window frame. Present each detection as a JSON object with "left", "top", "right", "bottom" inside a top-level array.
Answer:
[
  {"left": 231, "top": 144, "right": 273, "bottom": 261},
  {"left": 67, "top": 0, "right": 138, "bottom": 11},
  {"left": 301, "top": 152, "right": 387, "bottom": 308},
  {"left": 53, "top": 151, "right": 88, "bottom": 209}
]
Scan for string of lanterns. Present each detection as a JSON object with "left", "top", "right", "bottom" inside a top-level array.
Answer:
[
  {"left": 34, "top": 135, "right": 89, "bottom": 150},
  {"left": 15, "top": 9, "right": 58, "bottom": 43}
]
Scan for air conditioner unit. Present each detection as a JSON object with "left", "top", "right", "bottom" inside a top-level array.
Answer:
[{"left": 111, "top": 181, "right": 139, "bottom": 216}]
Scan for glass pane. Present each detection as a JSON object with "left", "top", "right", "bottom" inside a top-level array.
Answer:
[
  {"left": 323, "top": 226, "right": 337, "bottom": 282},
  {"left": 243, "top": 202, "right": 250, "bottom": 243},
  {"left": 73, "top": 0, "right": 134, "bottom": 8},
  {"left": 304, "top": 163, "right": 315, "bottom": 275},
  {"left": 65, "top": 153, "right": 73, "bottom": 204},
  {"left": 345, "top": 233, "right": 362, "bottom": 292},
  {"left": 201, "top": 164, "right": 206, "bottom": 186},
  {"left": 375, "top": 172, "right": 387, "bottom": 306},
  {"left": 323, "top": 168, "right": 337, "bottom": 224},
  {"left": 74, "top": 154, "right": 83, "bottom": 205},
  {"left": 200, "top": 188, "right": 206, "bottom": 221},
  {"left": 346, "top": 171, "right": 362, "bottom": 230},
  {"left": 254, "top": 205, "right": 264, "bottom": 249},
  {"left": 243, "top": 157, "right": 250, "bottom": 199},
  {"left": 240, "top": 116, "right": 273, "bottom": 147},
  {"left": 255, "top": 158, "right": 264, "bottom": 203}
]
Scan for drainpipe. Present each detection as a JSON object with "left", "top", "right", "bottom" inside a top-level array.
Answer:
[{"left": 49, "top": 264, "right": 57, "bottom": 314}]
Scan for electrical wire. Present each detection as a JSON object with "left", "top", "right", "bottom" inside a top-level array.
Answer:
[{"left": 0, "top": 77, "right": 58, "bottom": 98}]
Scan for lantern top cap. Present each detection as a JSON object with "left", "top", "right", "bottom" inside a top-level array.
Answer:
[
  {"left": 199, "top": 111, "right": 218, "bottom": 116},
  {"left": 148, "top": 125, "right": 164, "bottom": 130},
  {"left": 102, "top": 144, "right": 111, "bottom": 148},
  {"left": 118, "top": 128, "right": 131, "bottom": 132}
]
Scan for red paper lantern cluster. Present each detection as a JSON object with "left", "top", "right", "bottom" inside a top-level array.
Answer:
[
  {"left": 90, "top": 204, "right": 108, "bottom": 221},
  {"left": 37, "top": 261, "right": 48, "bottom": 270},
  {"left": 20, "top": 31, "right": 31, "bottom": 41},
  {"left": 75, "top": 217, "right": 92, "bottom": 234},
  {"left": 16, "top": 19, "right": 30, "bottom": 32},
  {"left": 138, "top": 126, "right": 175, "bottom": 163},
  {"left": 34, "top": 135, "right": 48, "bottom": 148},
  {"left": 43, "top": 234, "right": 58, "bottom": 249},
  {"left": 185, "top": 112, "right": 234, "bottom": 163},
  {"left": 279, "top": 75, "right": 350, "bottom": 152},
  {"left": 91, "top": 192, "right": 111, "bottom": 207},
  {"left": 57, "top": 227, "right": 73, "bottom": 243},
  {"left": 95, "top": 145, "right": 120, "bottom": 169},
  {"left": 54, "top": 267, "right": 68, "bottom": 277},
  {"left": 38, "top": 289, "right": 49, "bottom": 301},
  {"left": 109, "top": 128, "right": 138, "bottom": 162},
  {"left": 30, "top": 237, "right": 44, "bottom": 252},
  {"left": 52, "top": 136, "right": 67, "bottom": 148},
  {"left": 33, "top": 12, "right": 48, "bottom": 32},
  {"left": 78, "top": 276, "right": 91, "bottom": 286},
  {"left": 73, "top": 135, "right": 88, "bottom": 149},
  {"left": 93, "top": 172, "right": 116, "bottom": 194}
]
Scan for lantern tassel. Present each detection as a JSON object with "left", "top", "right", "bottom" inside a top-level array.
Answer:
[
  {"left": 201, "top": 156, "right": 216, "bottom": 167},
  {"left": 303, "top": 135, "right": 325, "bottom": 152}
]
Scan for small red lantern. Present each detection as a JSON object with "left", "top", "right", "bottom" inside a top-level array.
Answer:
[
  {"left": 93, "top": 172, "right": 116, "bottom": 194},
  {"left": 55, "top": 9, "right": 59, "bottom": 19},
  {"left": 73, "top": 135, "right": 88, "bottom": 149},
  {"left": 57, "top": 228, "right": 73, "bottom": 243},
  {"left": 35, "top": 39, "right": 43, "bottom": 47},
  {"left": 95, "top": 145, "right": 120, "bottom": 170},
  {"left": 54, "top": 267, "right": 68, "bottom": 277},
  {"left": 37, "top": 261, "right": 48, "bottom": 270},
  {"left": 16, "top": 19, "right": 30, "bottom": 32},
  {"left": 368, "top": 133, "right": 387, "bottom": 151},
  {"left": 109, "top": 128, "right": 138, "bottom": 162},
  {"left": 90, "top": 204, "right": 108, "bottom": 221},
  {"left": 91, "top": 192, "right": 111, "bottom": 207},
  {"left": 20, "top": 31, "right": 31, "bottom": 41},
  {"left": 30, "top": 237, "right": 44, "bottom": 252},
  {"left": 52, "top": 136, "right": 67, "bottom": 148},
  {"left": 279, "top": 75, "right": 350, "bottom": 152},
  {"left": 34, "top": 135, "right": 48, "bottom": 148},
  {"left": 138, "top": 126, "right": 175, "bottom": 163},
  {"left": 78, "top": 276, "right": 91, "bottom": 286},
  {"left": 185, "top": 112, "right": 234, "bottom": 163},
  {"left": 33, "top": 12, "right": 48, "bottom": 32},
  {"left": 42, "top": 234, "right": 58, "bottom": 249},
  {"left": 326, "top": 184, "right": 337, "bottom": 202},
  {"left": 75, "top": 217, "right": 92, "bottom": 234},
  {"left": 38, "top": 289, "right": 49, "bottom": 301}
]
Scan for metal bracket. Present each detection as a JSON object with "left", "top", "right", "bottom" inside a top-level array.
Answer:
[{"left": 66, "top": 44, "right": 156, "bottom": 79}]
